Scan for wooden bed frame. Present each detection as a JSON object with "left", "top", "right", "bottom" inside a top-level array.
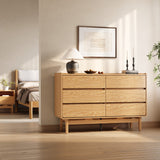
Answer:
[{"left": 15, "top": 70, "right": 39, "bottom": 119}]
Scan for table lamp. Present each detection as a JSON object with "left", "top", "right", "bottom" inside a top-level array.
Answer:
[{"left": 65, "top": 48, "right": 84, "bottom": 73}]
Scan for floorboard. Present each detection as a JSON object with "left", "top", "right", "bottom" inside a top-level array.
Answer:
[{"left": 0, "top": 122, "right": 160, "bottom": 160}]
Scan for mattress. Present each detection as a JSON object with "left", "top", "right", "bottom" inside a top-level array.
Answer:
[{"left": 29, "top": 91, "right": 39, "bottom": 102}]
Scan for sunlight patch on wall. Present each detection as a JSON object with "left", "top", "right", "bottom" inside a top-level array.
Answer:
[{"left": 117, "top": 9, "right": 137, "bottom": 72}]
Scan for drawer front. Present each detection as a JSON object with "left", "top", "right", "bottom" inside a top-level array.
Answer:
[
  {"left": 106, "top": 89, "right": 146, "bottom": 102},
  {"left": 0, "top": 96, "right": 14, "bottom": 104},
  {"left": 106, "top": 76, "right": 146, "bottom": 88},
  {"left": 63, "top": 76, "right": 105, "bottom": 88},
  {"left": 106, "top": 103, "right": 146, "bottom": 116},
  {"left": 63, "top": 90, "right": 105, "bottom": 103},
  {"left": 63, "top": 104, "right": 105, "bottom": 117}
]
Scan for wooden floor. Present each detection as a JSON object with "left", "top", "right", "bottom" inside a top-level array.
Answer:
[
  {"left": 0, "top": 122, "right": 160, "bottom": 160},
  {"left": 0, "top": 113, "right": 39, "bottom": 121}
]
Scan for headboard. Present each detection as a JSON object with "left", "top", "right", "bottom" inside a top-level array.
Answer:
[{"left": 15, "top": 70, "right": 39, "bottom": 97}]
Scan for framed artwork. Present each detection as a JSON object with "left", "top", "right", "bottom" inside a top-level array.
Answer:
[{"left": 77, "top": 26, "right": 117, "bottom": 58}]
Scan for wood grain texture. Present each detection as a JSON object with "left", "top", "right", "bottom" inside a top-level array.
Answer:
[
  {"left": 54, "top": 74, "right": 62, "bottom": 118},
  {"left": 106, "top": 89, "right": 146, "bottom": 102},
  {"left": 63, "top": 76, "right": 105, "bottom": 88},
  {"left": 67, "top": 118, "right": 139, "bottom": 125},
  {"left": 55, "top": 73, "right": 146, "bottom": 76},
  {"left": 54, "top": 73, "right": 147, "bottom": 133},
  {"left": 106, "top": 75, "right": 146, "bottom": 88},
  {"left": 63, "top": 90, "right": 105, "bottom": 103},
  {"left": 0, "top": 122, "right": 160, "bottom": 160},
  {"left": 32, "top": 101, "right": 39, "bottom": 108},
  {"left": 29, "top": 101, "right": 33, "bottom": 119},
  {"left": 63, "top": 104, "right": 105, "bottom": 117},
  {"left": 65, "top": 119, "right": 69, "bottom": 134},
  {"left": 106, "top": 103, "right": 146, "bottom": 116},
  {"left": 0, "top": 96, "right": 15, "bottom": 105}
]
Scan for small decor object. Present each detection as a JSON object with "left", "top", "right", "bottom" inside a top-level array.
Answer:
[
  {"left": 84, "top": 69, "right": 97, "bottom": 74},
  {"left": 125, "top": 49, "right": 138, "bottom": 74},
  {"left": 65, "top": 48, "right": 84, "bottom": 74},
  {"left": 147, "top": 42, "right": 160, "bottom": 86},
  {"left": 78, "top": 26, "right": 117, "bottom": 58},
  {"left": 98, "top": 71, "right": 104, "bottom": 74},
  {"left": 0, "top": 79, "right": 14, "bottom": 91}
]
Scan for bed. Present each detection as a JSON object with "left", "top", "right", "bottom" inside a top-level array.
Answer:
[{"left": 15, "top": 70, "right": 39, "bottom": 119}]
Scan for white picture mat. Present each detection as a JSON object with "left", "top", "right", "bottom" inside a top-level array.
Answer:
[{"left": 79, "top": 27, "right": 116, "bottom": 57}]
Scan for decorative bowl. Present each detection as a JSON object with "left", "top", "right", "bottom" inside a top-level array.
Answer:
[{"left": 84, "top": 70, "right": 97, "bottom": 74}]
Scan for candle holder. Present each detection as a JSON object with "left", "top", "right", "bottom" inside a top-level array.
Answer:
[
  {"left": 126, "top": 59, "right": 129, "bottom": 71},
  {"left": 132, "top": 57, "right": 135, "bottom": 70},
  {"left": 125, "top": 57, "right": 138, "bottom": 74}
]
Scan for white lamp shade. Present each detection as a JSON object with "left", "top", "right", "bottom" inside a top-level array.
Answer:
[{"left": 65, "top": 48, "right": 84, "bottom": 60}]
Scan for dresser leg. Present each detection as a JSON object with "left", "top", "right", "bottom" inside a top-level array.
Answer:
[
  {"left": 138, "top": 117, "right": 142, "bottom": 131},
  {"left": 60, "top": 119, "right": 63, "bottom": 132},
  {"left": 65, "top": 120, "right": 69, "bottom": 134}
]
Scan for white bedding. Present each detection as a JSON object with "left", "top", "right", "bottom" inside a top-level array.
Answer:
[{"left": 29, "top": 91, "right": 39, "bottom": 102}]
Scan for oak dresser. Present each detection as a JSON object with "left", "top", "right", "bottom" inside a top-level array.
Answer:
[{"left": 54, "top": 73, "right": 147, "bottom": 133}]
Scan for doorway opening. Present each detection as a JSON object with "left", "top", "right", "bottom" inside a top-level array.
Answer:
[{"left": 0, "top": 0, "right": 39, "bottom": 122}]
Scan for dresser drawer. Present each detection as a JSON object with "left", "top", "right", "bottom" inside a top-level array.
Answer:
[
  {"left": 106, "top": 75, "right": 146, "bottom": 88},
  {"left": 63, "top": 104, "right": 105, "bottom": 117},
  {"left": 106, "top": 103, "right": 146, "bottom": 116},
  {"left": 0, "top": 96, "right": 15, "bottom": 105},
  {"left": 63, "top": 76, "right": 105, "bottom": 88},
  {"left": 63, "top": 90, "right": 105, "bottom": 103},
  {"left": 106, "top": 89, "right": 146, "bottom": 102}
]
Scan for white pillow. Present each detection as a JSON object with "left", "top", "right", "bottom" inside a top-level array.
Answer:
[
  {"left": 18, "top": 70, "right": 39, "bottom": 82},
  {"left": 18, "top": 82, "right": 39, "bottom": 89}
]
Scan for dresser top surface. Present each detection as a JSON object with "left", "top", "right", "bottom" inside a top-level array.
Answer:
[{"left": 55, "top": 73, "right": 146, "bottom": 76}]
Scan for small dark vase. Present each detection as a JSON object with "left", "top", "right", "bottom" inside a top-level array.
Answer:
[{"left": 66, "top": 60, "right": 79, "bottom": 73}]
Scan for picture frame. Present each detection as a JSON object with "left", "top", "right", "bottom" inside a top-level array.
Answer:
[{"left": 77, "top": 26, "right": 117, "bottom": 58}]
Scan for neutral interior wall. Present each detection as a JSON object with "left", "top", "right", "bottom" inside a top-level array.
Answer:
[
  {"left": 0, "top": 0, "right": 39, "bottom": 88},
  {"left": 40, "top": 0, "right": 160, "bottom": 125}
]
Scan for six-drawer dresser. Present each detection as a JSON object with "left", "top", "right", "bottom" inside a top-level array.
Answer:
[{"left": 54, "top": 73, "right": 147, "bottom": 133}]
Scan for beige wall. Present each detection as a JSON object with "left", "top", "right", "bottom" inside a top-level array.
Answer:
[
  {"left": 40, "top": 0, "right": 160, "bottom": 125},
  {"left": 0, "top": 0, "right": 39, "bottom": 87}
]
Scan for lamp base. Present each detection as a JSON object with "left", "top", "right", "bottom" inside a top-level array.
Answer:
[{"left": 66, "top": 60, "right": 79, "bottom": 74}]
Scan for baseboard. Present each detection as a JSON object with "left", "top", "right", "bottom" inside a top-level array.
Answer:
[{"left": 41, "top": 121, "right": 160, "bottom": 133}]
